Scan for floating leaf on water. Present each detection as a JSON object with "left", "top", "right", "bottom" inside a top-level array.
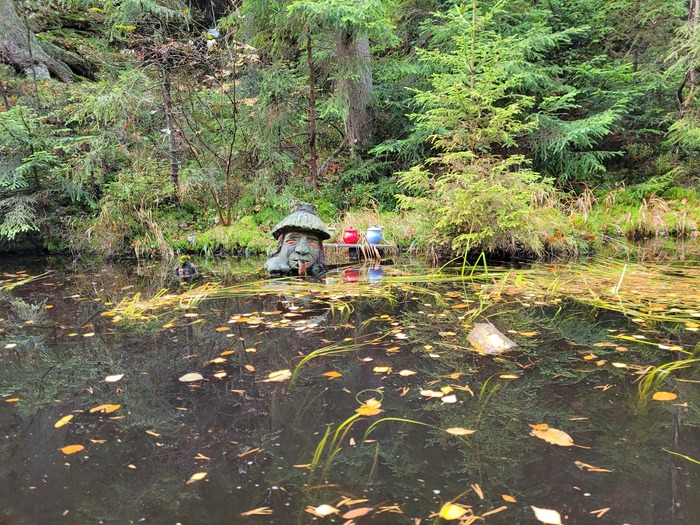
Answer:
[
  {"left": 501, "top": 494, "right": 517, "bottom": 503},
  {"left": 105, "top": 374, "right": 124, "bottom": 383},
  {"left": 652, "top": 391, "right": 677, "bottom": 401},
  {"left": 442, "top": 395, "right": 458, "bottom": 404},
  {"left": 244, "top": 365, "right": 255, "bottom": 372},
  {"left": 306, "top": 504, "right": 339, "bottom": 517},
  {"left": 574, "top": 460, "right": 613, "bottom": 473},
  {"left": 60, "top": 444, "right": 84, "bottom": 455},
  {"left": 241, "top": 507, "right": 273, "bottom": 516},
  {"left": 261, "top": 369, "right": 291, "bottom": 382},
  {"left": 179, "top": 373, "right": 204, "bottom": 382},
  {"left": 54, "top": 415, "right": 73, "bottom": 428},
  {"left": 398, "top": 369, "right": 417, "bottom": 376},
  {"left": 445, "top": 427, "right": 476, "bottom": 436},
  {"left": 611, "top": 362, "right": 627, "bottom": 368},
  {"left": 5, "top": 343, "right": 16, "bottom": 349},
  {"left": 83, "top": 332, "right": 95, "bottom": 338},
  {"left": 324, "top": 371, "right": 342, "bottom": 379},
  {"left": 4, "top": 398, "right": 19, "bottom": 403},
  {"left": 439, "top": 503, "right": 468, "bottom": 520},
  {"left": 420, "top": 389, "right": 444, "bottom": 398},
  {"left": 499, "top": 374, "right": 519, "bottom": 379},
  {"left": 356, "top": 398, "right": 383, "bottom": 416},
  {"left": 215, "top": 326, "right": 230, "bottom": 332},
  {"left": 373, "top": 366, "right": 392, "bottom": 374},
  {"left": 530, "top": 426, "right": 574, "bottom": 446},
  {"left": 531, "top": 506, "right": 563, "bottom": 525},
  {"left": 209, "top": 357, "right": 227, "bottom": 364},
  {"left": 213, "top": 371, "right": 227, "bottom": 379},
  {"left": 89, "top": 404, "right": 121, "bottom": 414},
  {"left": 186, "top": 472, "right": 207, "bottom": 483},
  {"left": 145, "top": 430, "right": 160, "bottom": 437},
  {"left": 342, "top": 507, "right": 373, "bottom": 519}
]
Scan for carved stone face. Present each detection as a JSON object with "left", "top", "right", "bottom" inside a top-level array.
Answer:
[{"left": 279, "top": 231, "right": 321, "bottom": 270}]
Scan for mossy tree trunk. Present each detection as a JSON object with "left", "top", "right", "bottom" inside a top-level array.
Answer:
[{"left": 0, "top": 0, "right": 73, "bottom": 82}]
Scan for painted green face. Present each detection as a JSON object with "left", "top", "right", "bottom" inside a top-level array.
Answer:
[{"left": 280, "top": 231, "right": 321, "bottom": 270}]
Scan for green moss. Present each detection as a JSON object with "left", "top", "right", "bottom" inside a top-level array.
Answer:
[{"left": 188, "top": 217, "right": 273, "bottom": 255}]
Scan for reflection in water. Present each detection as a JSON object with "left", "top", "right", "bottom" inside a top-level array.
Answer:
[{"left": 0, "top": 256, "right": 697, "bottom": 524}]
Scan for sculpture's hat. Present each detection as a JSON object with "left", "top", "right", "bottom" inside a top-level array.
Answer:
[{"left": 270, "top": 201, "right": 331, "bottom": 241}]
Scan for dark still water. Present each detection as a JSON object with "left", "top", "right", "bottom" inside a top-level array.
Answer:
[{"left": 0, "top": 255, "right": 698, "bottom": 525}]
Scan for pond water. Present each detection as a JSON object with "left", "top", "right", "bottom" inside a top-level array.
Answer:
[{"left": 0, "top": 253, "right": 698, "bottom": 525}]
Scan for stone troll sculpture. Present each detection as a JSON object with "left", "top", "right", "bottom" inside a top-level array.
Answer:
[{"left": 264, "top": 202, "right": 331, "bottom": 277}]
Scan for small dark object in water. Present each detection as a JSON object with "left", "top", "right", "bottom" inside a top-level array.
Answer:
[{"left": 174, "top": 255, "right": 197, "bottom": 280}]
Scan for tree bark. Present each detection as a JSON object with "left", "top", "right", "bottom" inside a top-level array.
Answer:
[
  {"left": 0, "top": 0, "right": 74, "bottom": 82},
  {"left": 336, "top": 29, "right": 374, "bottom": 150},
  {"left": 680, "top": 0, "right": 700, "bottom": 117},
  {"left": 307, "top": 31, "right": 319, "bottom": 188}
]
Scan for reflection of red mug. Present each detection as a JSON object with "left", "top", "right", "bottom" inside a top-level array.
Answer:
[
  {"left": 342, "top": 228, "right": 360, "bottom": 244},
  {"left": 343, "top": 269, "right": 360, "bottom": 282}
]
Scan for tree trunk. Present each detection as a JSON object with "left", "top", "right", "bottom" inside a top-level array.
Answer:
[
  {"left": 162, "top": 67, "right": 180, "bottom": 194},
  {"left": 0, "top": 0, "right": 74, "bottom": 82},
  {"left": 336, "top": 29, "right": 374, "bottom": 150},
  {"left": 680, "top": 0, "right": 700, "bottom": 117},
  {"left": 307, "top": 31, "right": 319, "bottom": 188}
]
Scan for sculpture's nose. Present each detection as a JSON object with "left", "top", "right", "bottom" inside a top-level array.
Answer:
[{"left": 295, "top": 238, "right": 310, "bottom": 255}]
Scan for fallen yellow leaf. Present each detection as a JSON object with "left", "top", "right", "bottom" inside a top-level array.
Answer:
[
  {"left": 179, "top": 373, "right": 204, "bottom": 382},
  {"left": 186, "top": 472, "right": 207, "bottom": 483},
  {"left": 445, "top": 427, "right": 476, "bottom": 436},
  {"left": 54, "top": 415, "right": 73, "bottom": 428},
  {"left": 261, "top": 369, "right": 291, "bottom": 382},
  {"left": 60, "top": 444, "right": 85, "bottom": 455},
  {"left": 501, "top": 494, "right": 517, "bottom": 503},
  {"left": 530, "top": 426, "right": 574, "bottom": 447},
  {"left": 439, "top": 503, "right": 468, "bottom": 520},
  {"left": 89, "top": 404, "right": 121, "bottom": 414},
  {"left": 652, "top": 391, "right": 678, "bottom": 401}
]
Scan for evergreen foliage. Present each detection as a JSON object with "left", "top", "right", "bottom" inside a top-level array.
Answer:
[{"left": 0, "top": 0, "right": 697, "bottom": 257}]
